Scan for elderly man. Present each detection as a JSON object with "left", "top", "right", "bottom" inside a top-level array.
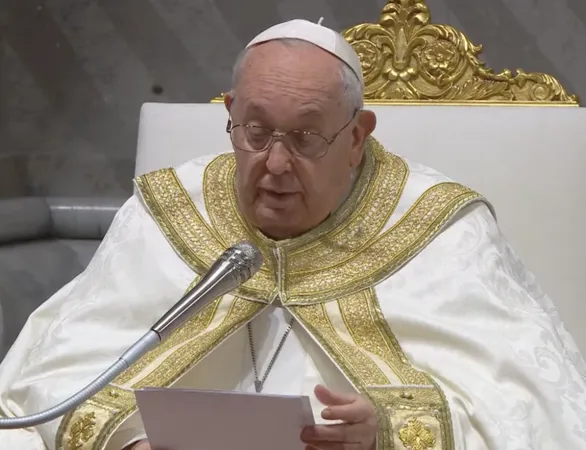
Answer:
[{"left": 0, "top": 18, "right": 585, "bottom": 450}]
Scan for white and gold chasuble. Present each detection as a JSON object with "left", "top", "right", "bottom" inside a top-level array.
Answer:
[{"left": 0, "top": 138, "right": 585, "bottom": 450}]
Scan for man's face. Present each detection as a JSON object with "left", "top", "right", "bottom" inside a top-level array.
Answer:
[{"left": 226, "top": 41, "right": 375, "bottom": 240}]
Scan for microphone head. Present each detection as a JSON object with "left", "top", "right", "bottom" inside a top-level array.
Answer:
[
  {"left": 224, "top": 241, "right": 264, "bottom": 284},
  {"left": 151, "top": 241, "right": 264, "bottom": 341},
  {"left": 234, "top": 241, "right": 264, "bottom": 270}
]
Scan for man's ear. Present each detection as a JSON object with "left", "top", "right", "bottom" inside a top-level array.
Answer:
[
  {"left": 224, "top": 92, "right": 234, "bottom": 112},
  {"left": 350, "top": 110, "right": 377, "bottom": 168}
]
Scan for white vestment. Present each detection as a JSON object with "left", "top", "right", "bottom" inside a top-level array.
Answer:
[{"left": 0, "top": 140, "right": 585, "bottom": 450}]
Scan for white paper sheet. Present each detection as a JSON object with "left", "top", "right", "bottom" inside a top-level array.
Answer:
[{"left": 135, "top": 388, "right": 315, "bottom": 450}]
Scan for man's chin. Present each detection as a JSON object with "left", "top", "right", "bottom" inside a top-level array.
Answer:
[
  {"left": 254, "top": 210, "right": 300, "bottom": 240},
  {"left": 255, "top": 203, "right": 293, "bottom": 218},
  {"left": 257, "top": 190, "right": 301, "bottom": 209}
]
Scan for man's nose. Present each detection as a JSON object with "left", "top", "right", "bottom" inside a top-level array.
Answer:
[{"left": 265, "top": 140, "right": 293, "bottom": 175}]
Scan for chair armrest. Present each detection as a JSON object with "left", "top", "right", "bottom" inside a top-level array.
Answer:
[
  {"left": 47, "top": 198, "right": 126, "bottom": 240},
  {"left": 0, "top": 198, "right": 52, "bottom": 244},
  {"left": 0, "top": 197, "right": 126, "bottom": 244}
]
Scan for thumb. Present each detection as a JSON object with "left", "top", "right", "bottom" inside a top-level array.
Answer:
[{"left": 314, "top": 384, "right": 356, "bottom": 407}]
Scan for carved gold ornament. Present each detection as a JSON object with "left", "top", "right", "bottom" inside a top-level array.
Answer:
[
  {"left": 343, "top": 0, "right": 577, "bottom": 104},
  {"left": 399, "top": 417, "right": 436, "bottom": 450},
  {"left": 212, "top": 0, "right": 577, "bottom": 105}
]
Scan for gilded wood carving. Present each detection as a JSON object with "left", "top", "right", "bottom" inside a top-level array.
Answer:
[
  {"left": 344, "top": 0, "right": 577, "bottom": 104},
  {"left": 212, "top": 0, "right": 578, "bottom": 105}
]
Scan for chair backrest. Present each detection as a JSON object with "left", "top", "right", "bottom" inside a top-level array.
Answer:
[{"left": 135, "top": 0, "right": 586, "bottom": 353}]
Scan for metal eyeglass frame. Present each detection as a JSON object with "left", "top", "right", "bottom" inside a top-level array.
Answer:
[{"left": 225, "top": 108, "right": 360, "bottom": 159}]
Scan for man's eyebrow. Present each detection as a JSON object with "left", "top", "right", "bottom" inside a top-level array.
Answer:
[
  {"left": 242, "top": 101, "right": 324, "bottom": 116},
  {"left": 297, "top": 108, "right": 324, "bottom": 119},
  {"left": 245, "top": 103, "right": 265, "bottom": 113},
  {"left": 239, "top": 102, "right": 270, "bottom": 119},
  {"left": 239, "top": 102, "right": 325, "bottom": 130}
]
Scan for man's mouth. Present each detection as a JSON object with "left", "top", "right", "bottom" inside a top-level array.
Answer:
[
  {"left": 259, "top": 189, "right": 298, "bottom": 203},
  {"left": 262, "top": 187, "right": 296, "bottom": 195}
]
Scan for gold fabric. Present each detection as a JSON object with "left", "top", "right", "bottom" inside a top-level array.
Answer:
[{"left": 57, "top": 138, "right": 486, "bottom": 449}]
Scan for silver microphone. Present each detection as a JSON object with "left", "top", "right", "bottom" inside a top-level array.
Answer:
[
  {"left": 0, "top": 241, "right": 263, "bottom": 429},
  {"left": 152, "top": 241, "right": 264, "bottom": 340}
]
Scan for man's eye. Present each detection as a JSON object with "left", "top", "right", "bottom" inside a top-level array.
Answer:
[
  {"left": 247, "top": 128, "right": 270, "bottom": 139},
  {"left": 291, "top": 132, "right": 317, "bottom": 148}
]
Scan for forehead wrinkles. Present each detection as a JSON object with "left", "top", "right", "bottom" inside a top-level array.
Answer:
[
  {"left": 250, "top": 73, "right": 331, "bottom": 104},
  {"left": 236, "top": 72, "right": 340, "bottom": 120},
  {"left": 237, "top": 42, "right": 343, "bottom": 101},
  {"left": 235, "top": 81, "right": 333, "bottom": 128}
]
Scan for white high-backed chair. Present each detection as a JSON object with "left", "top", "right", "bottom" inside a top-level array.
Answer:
[{"left": 135, "top": 2, "right": 586, "bottom": 354}]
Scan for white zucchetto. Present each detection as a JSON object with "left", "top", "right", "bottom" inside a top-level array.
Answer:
[{"left": 245, "top": 18, "right": 364, "bottom": 85}]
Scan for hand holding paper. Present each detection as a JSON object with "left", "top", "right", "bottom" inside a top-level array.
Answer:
[{"left": 300, "top": 385, "right": 378, "bottom": 450}]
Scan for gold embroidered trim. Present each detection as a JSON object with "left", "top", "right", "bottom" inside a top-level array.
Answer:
[
  {"left": 135, "top": 168, "right": 223, "bottom": 274},
  {"left": 137, "top": 164, "right": 276, "bottom": 301},
  {"left": 290, "top": 303, "right": 390, "bottom": 388},
  {"left": 338, "top": 289, "right": 429, "bottom": 385},
  {"left": 399, "top": 418, "right": 436, "bottom": 450},
  {"left": 68, "top": 412, "right": 97, "bottom": 450},
  {"left": 367, "top": 386, "right": 454, "bottom": 450}
]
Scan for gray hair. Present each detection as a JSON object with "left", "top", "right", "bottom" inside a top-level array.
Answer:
[{"left": 231, "top": 38, "right": 364, "bottom": 114}]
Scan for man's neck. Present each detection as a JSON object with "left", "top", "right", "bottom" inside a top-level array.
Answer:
[{"left": 336, "top": 166, "right": 358, "bottom": 211}]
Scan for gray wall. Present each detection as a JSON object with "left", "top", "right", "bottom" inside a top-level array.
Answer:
[{"left": 1, "top": 0, "right": 585, "bottom": 198}]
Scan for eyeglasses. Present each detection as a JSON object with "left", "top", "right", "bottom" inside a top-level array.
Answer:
[{"left": 226, "top": 109, "right": 359, "bottom": 160}]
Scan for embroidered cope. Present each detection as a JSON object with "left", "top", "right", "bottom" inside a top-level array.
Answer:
[{"left": 0, "top": 138, "right": 585, "bottom": 450}]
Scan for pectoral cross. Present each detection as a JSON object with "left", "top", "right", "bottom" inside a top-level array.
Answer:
[{"left": 254, "top": 379, "right": 263, "bottom": 393}]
